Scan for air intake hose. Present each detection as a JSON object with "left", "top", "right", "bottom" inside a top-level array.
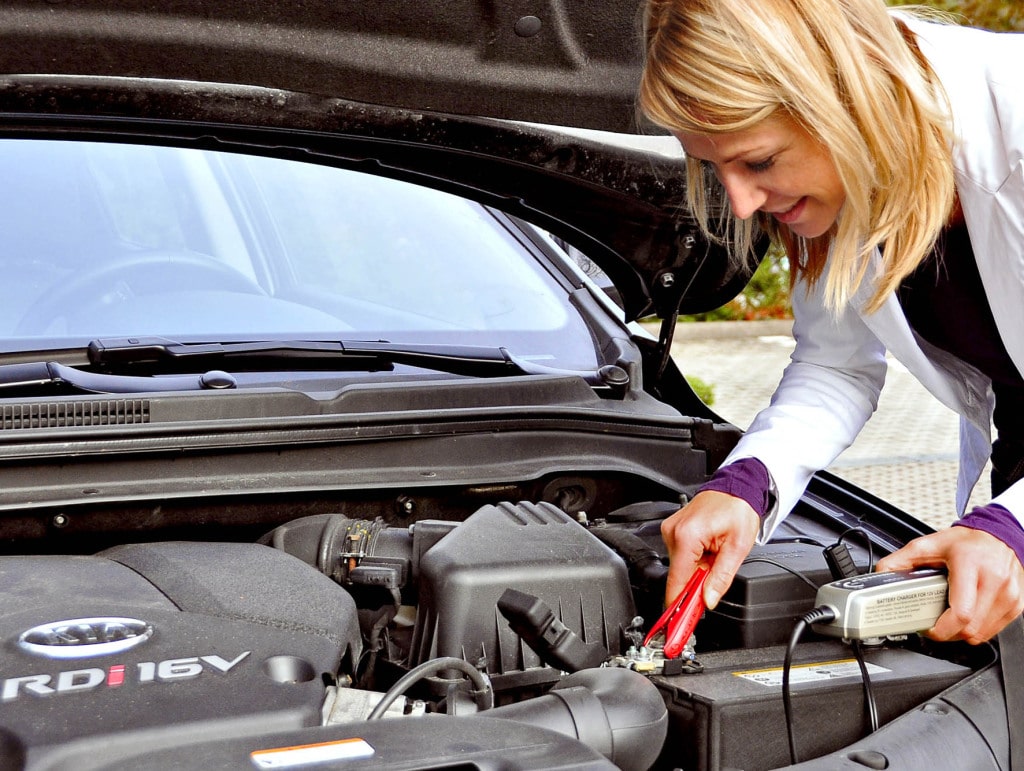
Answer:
[{"left": 483, "top": 667, "right": 667, "bottom": 771}]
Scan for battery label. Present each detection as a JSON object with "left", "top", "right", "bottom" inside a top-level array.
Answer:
[{"left": 734, "top": 659, "right": 890, "bottom": 687}]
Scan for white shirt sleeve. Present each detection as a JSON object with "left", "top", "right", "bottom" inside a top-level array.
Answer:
[{"left": 721, "top": 272, "right": 888, "bottom": 541}]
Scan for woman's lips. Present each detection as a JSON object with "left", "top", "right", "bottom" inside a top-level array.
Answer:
[{"left": 771, "top": 197, "right": 806, "bottom": 225}]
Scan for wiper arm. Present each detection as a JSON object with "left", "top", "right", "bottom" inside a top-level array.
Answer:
[
  {"left": 0, "top": 337, "right": 630, "bottom": 397},
  {"left": 0, "top": 361, "right": 236, "bottom": 394},
  {"left": 0, "top": 339, "right": 628, "bottom": 396},
  {"left": 87, "top": 337, "right": 616, "bottom": 384}
]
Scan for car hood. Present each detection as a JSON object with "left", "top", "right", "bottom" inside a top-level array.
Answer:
[
  {"left": 0, "top": 0, "right": 756, "bottom": 321},
  {"left": 1, "top": 0, "right": 645, "bottom": 133}
]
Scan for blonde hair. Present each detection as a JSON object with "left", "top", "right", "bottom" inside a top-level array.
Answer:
[{"left": 638, "top": 0, "right": 956, "bottom": 313}]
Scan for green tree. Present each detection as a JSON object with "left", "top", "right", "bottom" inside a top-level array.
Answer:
[
  {"left": 887, "top": 0, "right": 1024, "bottom": 31},
  {"left": 684, "top": 247, "right": 792, "bottom": 322}
]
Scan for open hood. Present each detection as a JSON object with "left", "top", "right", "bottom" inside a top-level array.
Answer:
[
  {"left": 0, "top": 0, "right": 647, "bottom": 133},
  {"left": 0, "top": 0, "right": 758, "bottom": 321}
]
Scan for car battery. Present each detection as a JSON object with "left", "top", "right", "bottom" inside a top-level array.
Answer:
[
  {"left": 652, "top": 640, "right": 970, "bottom": 771},
  {"left": 696, "top": 542, "right": 837, "bottom": 650}
]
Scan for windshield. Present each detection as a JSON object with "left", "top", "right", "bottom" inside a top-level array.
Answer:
[{"left": 0, "top": 139, "right": 600, "bottom": 370}]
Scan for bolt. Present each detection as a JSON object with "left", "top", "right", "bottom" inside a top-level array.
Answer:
[
  {"left": 514, "top": 15, "right": 542, "bottom": 37},
  {"left": 395, "top": 495, "right": 415, "bottom": 518}
]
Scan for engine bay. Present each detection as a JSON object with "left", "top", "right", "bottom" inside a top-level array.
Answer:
[{"left": 1, "top": 490, "right": 984, "bottom": 770}]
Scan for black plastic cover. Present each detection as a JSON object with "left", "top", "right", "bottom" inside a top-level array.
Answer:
[
  {"left": 41, "top": 714, "right": 619, "bottom": 770},
  {"left": 0, "top": 543, "right": 360, "bottom": 759},
  {"left": 793, "top": 663, "right": 1008, "bottom": 770},
  {"left": 410, "top": 502, "right": 635, "bottom": 680},
  {"left": 698, "top": 543, "right": 835, "bottom": 650}
]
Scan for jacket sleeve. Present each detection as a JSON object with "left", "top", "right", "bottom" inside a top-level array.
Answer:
[
  {"left": 721, "top": 272, "right": 888, "bottom": 541},
  {"left": 992, "top": 479, "right": 1024, "bottom": 532}
]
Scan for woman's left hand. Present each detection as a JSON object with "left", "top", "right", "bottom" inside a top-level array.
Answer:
[{"left": 875, "top": 527, "right": 1024, "bottom": 644}]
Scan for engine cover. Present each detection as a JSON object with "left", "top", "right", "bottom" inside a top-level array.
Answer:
[{"left": 0, "top": 542, "right": 361, "bottom": 764}]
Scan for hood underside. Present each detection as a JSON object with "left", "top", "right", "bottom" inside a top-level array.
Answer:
[
  {"left": 0, "top": 0, "right": 648, "bottom": 133},
  {"left": 0, "top": 1, "right": 759, "bottom": 320}
]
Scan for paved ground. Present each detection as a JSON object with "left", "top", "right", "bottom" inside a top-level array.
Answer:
[{"left": 652, "top": 319, "right": 992, "bottom": 530}]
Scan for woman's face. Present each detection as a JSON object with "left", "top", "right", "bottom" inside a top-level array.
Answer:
[{"left": 674, "top": 113, "right": 845, "bottom": 239}]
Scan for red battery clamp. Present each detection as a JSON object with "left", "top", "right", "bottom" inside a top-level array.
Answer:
[{"left": 644, "top": 565, "right": 709, "bottom": 658}]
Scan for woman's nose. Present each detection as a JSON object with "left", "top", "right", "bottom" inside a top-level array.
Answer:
[{"left": 720, "top": 172, "right": 768, "bottom": 220}]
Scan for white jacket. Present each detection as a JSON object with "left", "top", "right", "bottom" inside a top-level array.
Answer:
[{"left": 723, "top": 18, "right": 1024, "bottom": 541}]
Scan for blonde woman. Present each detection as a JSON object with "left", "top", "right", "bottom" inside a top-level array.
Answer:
[{"left": 640, "top": 0, "right": 1024, "bottom": 643}]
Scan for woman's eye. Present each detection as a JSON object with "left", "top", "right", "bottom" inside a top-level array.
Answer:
[{"left": 746, "top": 157, "right": 775, "bottom": 173}]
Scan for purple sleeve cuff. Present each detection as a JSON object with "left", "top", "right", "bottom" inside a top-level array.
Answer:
[
  {"left": 954, "top": 504, "right": 1024, "bottom": 567},
  {"left": 698, "top": 457, "right": 773, "bottom": 519}
]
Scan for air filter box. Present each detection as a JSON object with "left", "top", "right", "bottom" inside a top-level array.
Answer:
[{"left": 409, "top": 502, "right": 634, "bottom": 681}]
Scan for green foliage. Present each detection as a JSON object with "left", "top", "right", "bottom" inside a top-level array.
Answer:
[
  {"left": 887, "top": 0, "right": 1024, "bottom": 31},
  {"left": 685, "top": 375, "right": 715, "bottom": 406},
  {"left": 683, "top": 246, "right": 792, "bottom": 321}
]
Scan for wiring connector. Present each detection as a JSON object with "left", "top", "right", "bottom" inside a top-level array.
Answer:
[{"left": 823, "top": 542, "right": 860, "bottom": 580}]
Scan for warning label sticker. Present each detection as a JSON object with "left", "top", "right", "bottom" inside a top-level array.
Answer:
[
  {"left": 734, "top": 659, "right": 890, "bottom": 687},
  {"left": 251, "top": 738, "right": 375, "bottom": 768},
  {"left": 859, "top": 586, "right": 946, "bottom": 631}
]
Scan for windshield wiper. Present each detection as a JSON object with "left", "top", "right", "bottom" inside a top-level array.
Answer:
[
  {"left": 0, "top": 361, "right": 237, "bottom": 394},
  {"left": 0, "top": 338, "right": 627, "bottom": 396},
  {"left": 87, "top": 337, "right": 526, "bottom": 378},
  {"left": 88, "top": 335, "right": 622, "bottom": 384},
  {"left": 87, "top": 337, "right": 623, "bottom": 385}
]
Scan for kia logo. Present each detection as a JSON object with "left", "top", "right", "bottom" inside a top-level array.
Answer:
[{"left": 17, "top": 617, "right": 154, "bottom": 659}]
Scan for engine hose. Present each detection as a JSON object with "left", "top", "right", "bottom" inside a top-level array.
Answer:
[
  {"left": 366, "top": 657, "right": 494, "bottom": 719},
  {"left": 590, "top": 526, "right": 667, "bottom": 587},
  {"left": 485, "top": 667, "right": 667, "bottom": 771}
]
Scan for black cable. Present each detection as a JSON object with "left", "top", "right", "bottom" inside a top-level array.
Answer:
[
  {"left": 837, "top": 526, "right": 875, "bottom": 573},
  {"left": 655, "top": 311, "right": 679, "bottom": 382},
  {"left": 783, "top": 606, "right": 837, "bottom": 765},
  {"left": 850, "top": 640, "right": 880, "bottom": 733},
  {"left": 353, "top": 599, "right": 399, "bottom": 689},
  {"left": 783, "top": 618, "right": 809, "bottom": 766},
  {"left": 768, "top": 536, "right": 829, "bottom": 548},
  {"left": 743, "top": 556, "right": 821, "bottom": 591},
  {"left": 366, "top": 657, "right": 493, "bottom": 719}
]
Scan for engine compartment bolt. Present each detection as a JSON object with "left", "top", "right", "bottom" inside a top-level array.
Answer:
[{"left": 395, "top": 495, "right": 416, "bottom": 518}]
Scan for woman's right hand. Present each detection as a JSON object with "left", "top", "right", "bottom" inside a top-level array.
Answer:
[
  {"left": 875, "top": 526, "right": 1024, "bottom": 644},
  {"left": 660, "top": 490, "right": 761, "bottom": 609}
]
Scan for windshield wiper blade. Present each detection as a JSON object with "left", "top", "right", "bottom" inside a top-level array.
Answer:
[
  {"left": 87, "top": 337, "right": 572, "bottom": 380},
  {"left": 81, "top": 337, "right": 627, "bottom": 390},
  {"left": 0, "top": 339, "right": 626, "bottom": 396}
]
